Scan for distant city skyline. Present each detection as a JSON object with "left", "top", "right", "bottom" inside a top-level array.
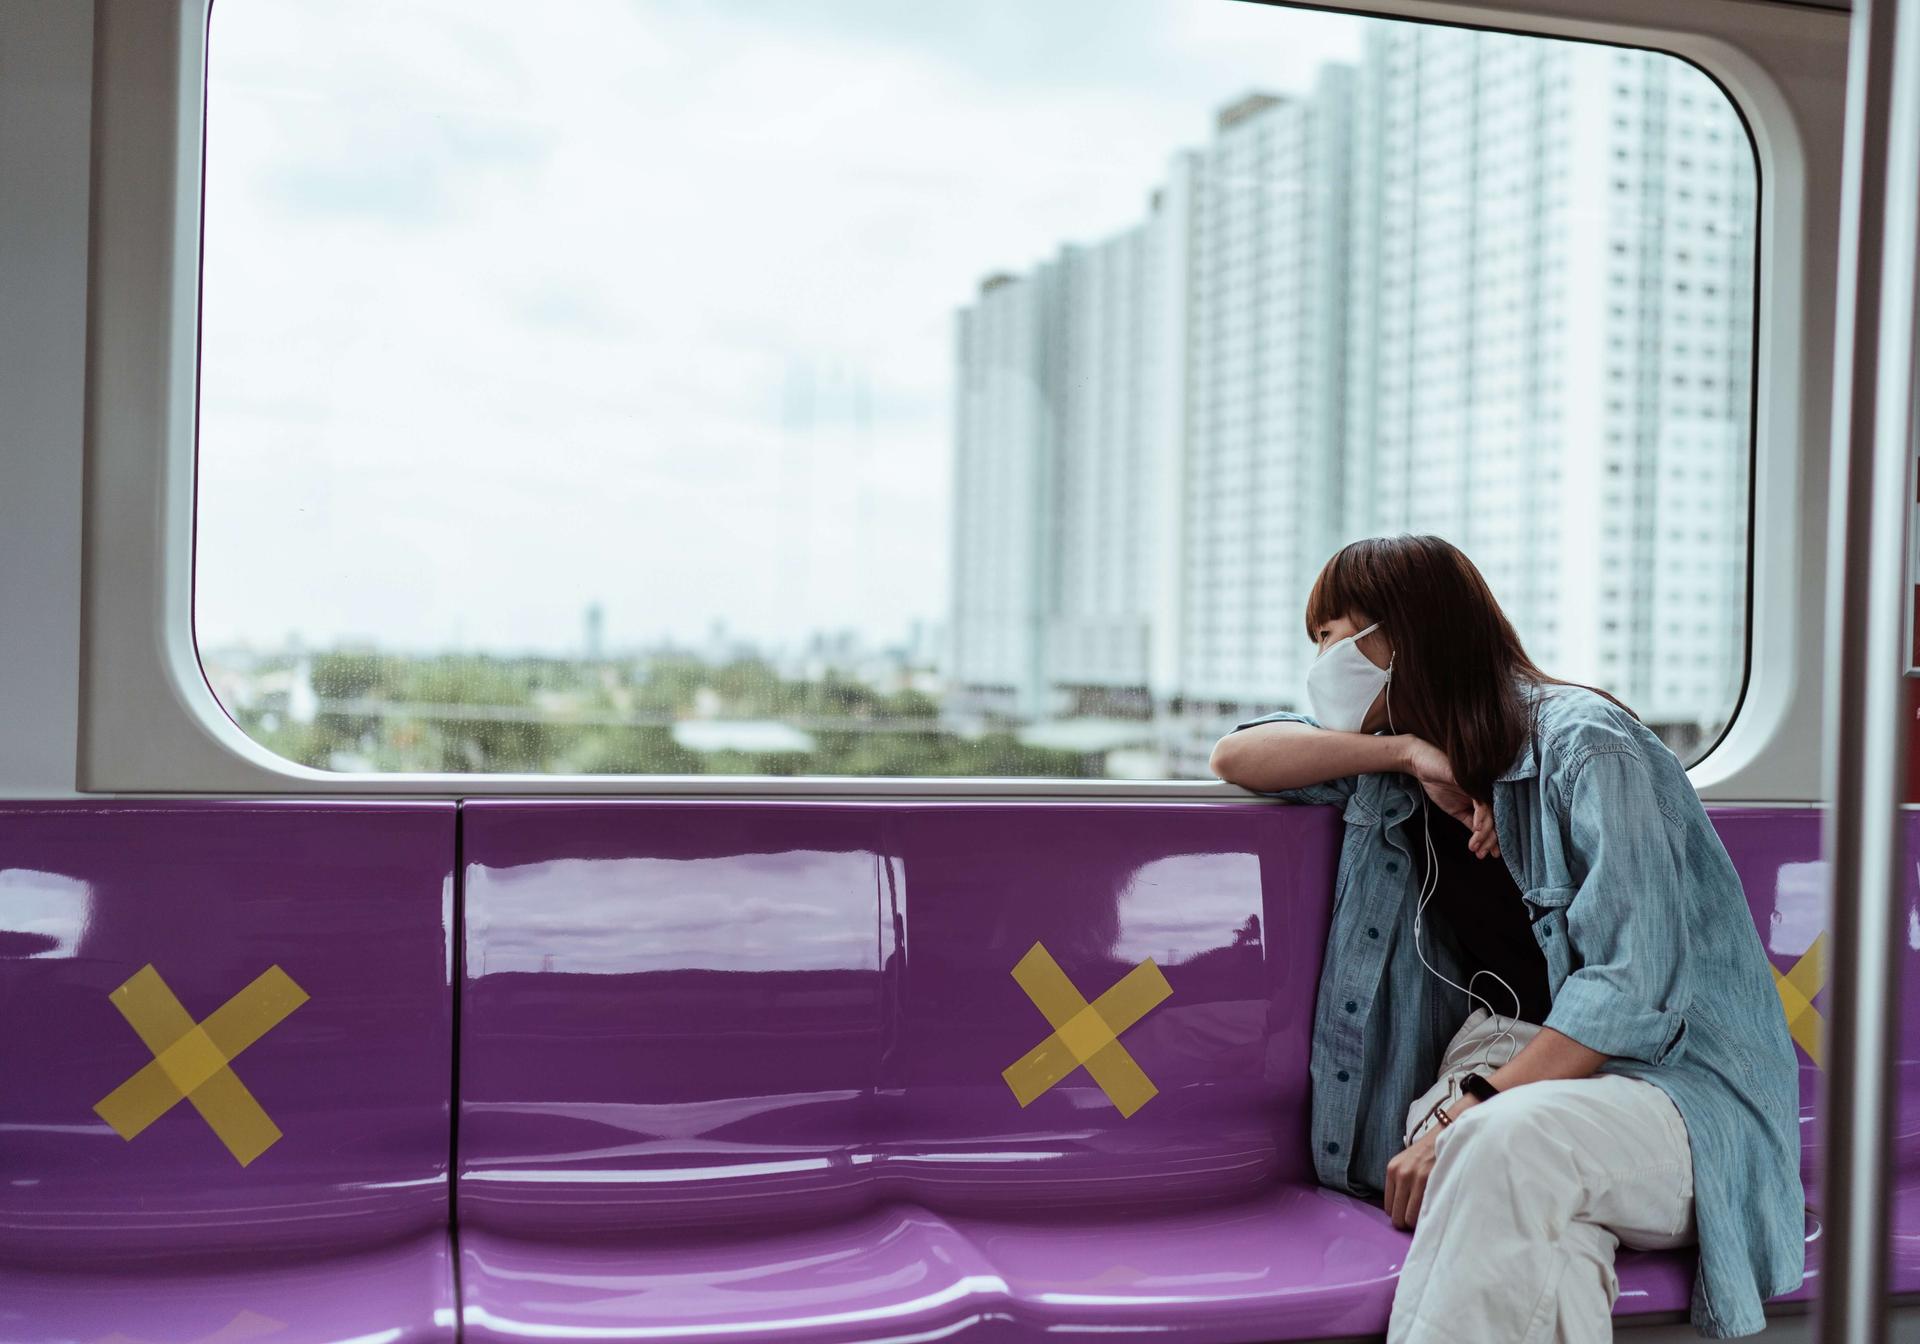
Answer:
[{"left": 199, "top": 607, "right": 946, "bottom": 667}]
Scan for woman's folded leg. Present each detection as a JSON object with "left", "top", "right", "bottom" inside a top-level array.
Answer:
[{"left": 1385, "top": 1072, "right": 1696, "bottom": 1344}]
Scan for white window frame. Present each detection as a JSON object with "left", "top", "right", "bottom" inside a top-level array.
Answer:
[{"left": 77, "top": 0, "right": 1842, "bottom": 799}]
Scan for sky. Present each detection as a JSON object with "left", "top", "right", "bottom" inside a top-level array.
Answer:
[{"left": 193, "top": 0, "right": 1369, "bottom": 658}]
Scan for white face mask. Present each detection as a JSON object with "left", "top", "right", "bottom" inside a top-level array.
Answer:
[{"left": 1305, "top": 622, "right": 1392, "bottom": 733}]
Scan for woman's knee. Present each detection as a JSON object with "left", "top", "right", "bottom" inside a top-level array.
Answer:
[
  {"left": 1442, "top": 1092, "right": 1531, "bottom": 1142},
  {"left": 1434, "top": 1088, "right": 1572, "bottom": 1170},
  {"left": 1430, "top": 1098, "right": 1509, "bottom": 1173},
  {"left": 1431, "top": 1096, "right": 1589, "bottom": 1233}
]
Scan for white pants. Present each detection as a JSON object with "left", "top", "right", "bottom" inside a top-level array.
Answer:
[{"left": 1385, "top": 1007, "right": 1699, "bottom": 1344}]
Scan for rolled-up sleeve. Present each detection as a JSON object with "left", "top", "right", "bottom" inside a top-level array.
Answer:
[
  {"left": 1222, "top": 710, "right": 1359, "bottom": 808},
  {"left": 1541, "top": 746, "right": 1692, "bottom": 1066}
]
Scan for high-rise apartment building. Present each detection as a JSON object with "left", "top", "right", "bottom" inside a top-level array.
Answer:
[
  {"left": 948, "top": 268, "right": 1057, "bottom": 722},
  {"left": 1173, "top": 72, "right": 1354, "bottom": 713},
  {"left": 949, "top": 201, "right": 1182, "bottom": 723},
  {"left": 946, "top": 28, "right": 1754, "bottom": 766},
  {"left": 1338, "top": 28, "right": 1576, "bottom": 668},
  {"left": 1045, "top": 217, "right": 1173, "bottom": 712},
  {"left": 1600, "top": 48, "right": 1756, "bottom": 732},
  {"left": 1337, "top": 29, "right": 1753, "bottom": 740}
]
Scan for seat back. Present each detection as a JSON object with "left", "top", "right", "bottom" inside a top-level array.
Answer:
[
  {"left": 459, "top": 800, "right": 1341, "bottom": 1237},
  {"left": 0, "top": 802, "right": 455, "bottom": 1266}
]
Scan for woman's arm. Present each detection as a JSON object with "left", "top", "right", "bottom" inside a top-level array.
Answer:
[
  {"left": 1214, "top": 716, "right": 1499, "bottom": 853},
  {"left": 1536, "top": 744, "right": 1693, "bottom": 1066},
  {"left": 1210, "top": 720, "right": 1414, "bottom": 793},
  {"left": 1468, "top": 1027, "right": 1608, "bottom": 1102}
]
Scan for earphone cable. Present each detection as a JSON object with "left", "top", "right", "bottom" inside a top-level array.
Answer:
[{"left": 1385, "top": 660, "right": 1524, "bottom": 1100}]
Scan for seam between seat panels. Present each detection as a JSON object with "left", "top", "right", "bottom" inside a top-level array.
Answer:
[{"left": 449, "top": 800, "right": 466, "bottom": 1344}]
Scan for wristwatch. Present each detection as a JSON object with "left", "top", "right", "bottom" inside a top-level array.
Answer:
[{"left": 1461, "top": 1072, "right": 1502, "bottom": 1103}]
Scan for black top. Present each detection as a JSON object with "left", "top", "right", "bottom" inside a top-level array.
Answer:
[{"left": 1416, "top": 803, "right": 1553, "bottom": 1025}]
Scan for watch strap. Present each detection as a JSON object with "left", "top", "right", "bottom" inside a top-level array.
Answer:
[{"left": 1461, "top": 1072, "right": 1502, "bottom": 1103}]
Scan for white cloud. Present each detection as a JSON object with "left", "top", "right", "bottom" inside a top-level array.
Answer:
[{"left": 195, "top": 0, "right": 1365, "bottom": 655}]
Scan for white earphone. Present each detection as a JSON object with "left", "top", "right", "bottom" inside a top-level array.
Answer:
[{"left": 1384, "top": 653, "right": 1525, "bottom": 1086}]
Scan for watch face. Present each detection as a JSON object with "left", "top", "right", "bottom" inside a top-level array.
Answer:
[{"left": 1463, "top": 1073, "right": 1498, "bottom": 1102}]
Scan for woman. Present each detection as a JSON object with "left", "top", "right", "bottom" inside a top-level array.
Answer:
[{"left": 1210, "top": 535, "right": 1804, "bottom": 1342}]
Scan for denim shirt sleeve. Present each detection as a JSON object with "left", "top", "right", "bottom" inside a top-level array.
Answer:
[
  {"left": 1222, "top": 710, "right": 1360, "bottom": 808},
  {"left": 1541, "top": 745, "right": 1692, "bottom": 1066}
]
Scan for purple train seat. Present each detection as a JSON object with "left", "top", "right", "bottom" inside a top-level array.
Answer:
[
  {"left": 0, "top": 796, "right": 1900, "bottom": 1341},
  {"left": 454, "top": 800, "right": 1857, "bottom": 1342},
  {"left": 0, "top": 802, "right": 459, "bottom": 1344}
]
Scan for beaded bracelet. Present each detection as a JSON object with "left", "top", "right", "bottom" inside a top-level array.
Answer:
[{"left": 1418, "top": 1088, "right": 1460, "bottom": 1136}]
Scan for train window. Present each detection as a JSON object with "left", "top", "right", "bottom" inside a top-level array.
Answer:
[{"left": 194, "top": 3, "right": 1757, "bottom": 779}]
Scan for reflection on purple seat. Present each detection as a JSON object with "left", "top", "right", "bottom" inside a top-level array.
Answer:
[
  {"left": 0, "top": 803, "right": 458, "bottom": 1344},
  {"left": 0, "top": 1232, "right": 457, "bottom": 1344},
  {"left": 461, "top": 1188, "right": 1409, "bottom": 1341},
  {"left": 454, "top": 801, "right": 1851, "bottom": 1341}
]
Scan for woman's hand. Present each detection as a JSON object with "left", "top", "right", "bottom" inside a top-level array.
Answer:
[
  {"left": 1384, "top": 1122, "right": 1442, "bottom": 1229},
  {"left": 1402, "top": 736, "right": 1475, "bottom": 831},
  {"left": 1465, "top": 799, "right": 1500, "bottom": 860},
  {"left": 1400, "top": 736, "right": 1501, "bottom": 860}
]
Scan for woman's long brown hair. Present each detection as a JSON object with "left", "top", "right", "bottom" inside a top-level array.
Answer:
[{"left": 1304, "top": 534, "right": 1636, "bottom": 803}]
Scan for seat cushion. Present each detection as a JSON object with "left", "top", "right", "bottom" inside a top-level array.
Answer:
[
  {"left": 0, "top": 1230, "right": 456, "bottom": 1344},
  {"left": 460, "top": 1184, "right": 1410, "bottom": 1343}
]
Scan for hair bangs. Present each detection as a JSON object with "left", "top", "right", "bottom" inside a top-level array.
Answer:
[{"left": 1304, "top": 541, "right": 1376, "bottom": 638}]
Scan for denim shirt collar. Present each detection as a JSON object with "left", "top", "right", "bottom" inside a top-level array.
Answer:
[{"left": 1492, "top": 678, "right": 1547, "bottom": 784}]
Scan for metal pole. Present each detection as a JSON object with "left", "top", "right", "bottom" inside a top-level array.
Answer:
[{"left": 1820, "top": 0, "right": 1919, "bottom": 1337}]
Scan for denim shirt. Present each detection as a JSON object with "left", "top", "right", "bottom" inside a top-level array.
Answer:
[{"left": 1230, "top": 681, "right": 1805, "bottom": 1338}]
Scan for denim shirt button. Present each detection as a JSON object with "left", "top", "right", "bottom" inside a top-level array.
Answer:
[
  {"left": 1325, "top": 1141, "right": 1340, "bottom": 1154},
  {"left": 1337, "top": 1069, "right": 1350, "bottom": 1081},
  {"left": 1385, "top": 860, "right": 1400, "bottom": 874},
  {"left": 1367, "top": 927, "right": 1380, "bottom": 939},
  {"left": 1345, "top": 1000, "right": 1357, "bottom": 1013}
]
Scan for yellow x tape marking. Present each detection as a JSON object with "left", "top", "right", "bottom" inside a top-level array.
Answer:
[
  {"left": 93, "top": 964, "right": 309, "bottom": 1167},
  {"left": 1002, "top": 941, "right": 1172, "bottom": 1118},
  {"left": 1771, "top": 931, "right": 1826, "bottom": 1069}
]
